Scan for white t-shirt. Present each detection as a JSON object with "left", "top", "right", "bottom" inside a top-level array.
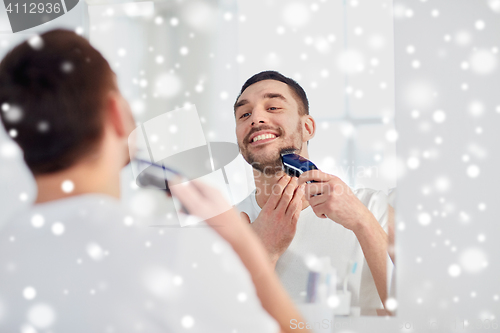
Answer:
[
  {"left": 237, "top": 188, "right": 392, "bottom": 316},
  {"left": 0, "top": 194, "right": 278, "bottom": 333}
]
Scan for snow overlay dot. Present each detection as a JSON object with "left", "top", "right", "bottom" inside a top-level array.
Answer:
[
  {"left": 170, "top": 17, "right": 179, "bottom": 26},
  {"left": 181, "top": 315, "right": 194, "bottom": 328},
  {"left": 385, "top": 129, "right": 398, "bottom": 142},
  {"left": 475, "top": 20, "right": 485, "bottom": 30},
  {"left": 282, "top": 2, "right": 310, "bottom": 28},
  {"left": 173, "top": 275, "right": 183, "bottom": 286},
  {"left": 468, "top": 101, "right": 484, "bottom": 117},
  {"left": 459, "top": 248, "right": 488, "bottom": 273},
  {"left": 86, "top": 243, "right": 104, "bottom": 261},
  {"left": 467, "top": 165, "right": 480, "bottom": 178},
  {"left": 327, "top": 295, "right": 340, "bottom": 308},
  {"left": 124, "top": 216, "right": 134, "bottom": 226},
  {"left": 407, "top": 157, "right": 420, "bottom": 169},
  {"left": 448, "top": 264, "right": 461, "bottom": 277},
  {"left": 155, "top": 55, "right": 164, "bottom": 64},
  {"left": 23, "top": 286, "right": 37, "bottom": 300},
  {"left": 61, "top": 180, "right": 74, "bottom": 193},
  {"left": 51, "top": 222, "right": 65, "bottom": 236},
  {"left": 237, "top": 292, "right": 247, "bottom": 302},
  {"left": 31, "top": 214, "right": 45, "bottom": 228},
  {"left": 433, "top": 110, "right": 446, "bottom": 123},
  {"left": 180, "top": 46, "right": 189, "bottom": 55},
  {"left": 27, "top": 303, "right": 56, "bottom": 329},
  {"left": 418, "top": 212, "right": 432, "bottom": 226},
  {"left": 470, "top": 49, "right": 497, "bottom": 75},
  {"left": 28, "top": 35, "right": 44, "bottom": 50},
  {"left": 385, "top": 297, "right": 398, "bottom": 311}
]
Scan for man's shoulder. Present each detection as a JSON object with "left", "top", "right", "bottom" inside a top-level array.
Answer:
[
  {"left": 353, "top": 188, "right": 390, "bottom": 228},
  {"left": 353, "top": 187, "right": 387, "bottom": 204},
  {"left": 235, "top": 190, "right": 259, "bottom": 222}
]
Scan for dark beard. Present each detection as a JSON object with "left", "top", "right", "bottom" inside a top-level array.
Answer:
[
  {"left": 239, "top": 122, "right": 303, "bottom": 176},
  {"left": 247, "top": 151, "right": 283, "bottom": 176}
]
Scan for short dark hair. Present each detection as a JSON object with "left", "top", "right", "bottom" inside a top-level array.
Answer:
[
  {"left": 235, "top": 70, "right": 309, "bottom": 116},
  {"left": 0, "top": 29, "right": 115, "bottom": 175}
]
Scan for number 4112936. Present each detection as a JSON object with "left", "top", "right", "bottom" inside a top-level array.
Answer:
[{"left": 6, "top": 2, "right": 61, "bottom": 14}]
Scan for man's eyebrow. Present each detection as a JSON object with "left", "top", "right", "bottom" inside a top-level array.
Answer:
[
  {"left": 262, "top": 93, "right": 288, "bottom": 103},
  {"left": 233, "top": 92, "right": 289, "bottom": 114},
  {"left": 234, "top": 99, "right": 248, "bottom": 113}
]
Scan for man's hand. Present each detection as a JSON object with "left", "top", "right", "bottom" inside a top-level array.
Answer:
[
  {"left": 298, "top": 170, "right": 371, "bottom": 232},
  {"left": 241, "top": 175, "right": 305, "bottom": 265},
  {"left": 299, "top": 170, "right": 391, "bottom": 306}
]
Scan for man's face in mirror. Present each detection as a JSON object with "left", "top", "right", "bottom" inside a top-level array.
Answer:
[{"left": 234, "top": 80, "right": 306, "bottom": 176}]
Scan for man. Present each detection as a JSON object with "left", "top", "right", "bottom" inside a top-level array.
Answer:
[
  {"left": 0, "top": 31, "right": 308, "bottom": 332},
  {"left": 234, "top": 71, "right": 395, "bottom": 315}
]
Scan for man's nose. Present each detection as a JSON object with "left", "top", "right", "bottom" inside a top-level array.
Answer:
[{"left": 249, "top": 108, "right": 268, "bottom": 126}]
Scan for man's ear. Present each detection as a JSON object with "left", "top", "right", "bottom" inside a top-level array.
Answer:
[
  {"left": 303, "top": 115, "right": 316, "bottom": 142},
  {"left": 105, "top": 91, "right": 127, "bottom": 138}
]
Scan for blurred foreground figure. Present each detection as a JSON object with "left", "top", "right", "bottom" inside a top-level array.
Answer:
[{"left": 0, "top": 30, "right": 307, "bottom": 332}]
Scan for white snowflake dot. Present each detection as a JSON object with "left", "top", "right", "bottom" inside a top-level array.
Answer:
[
  {"left": 28, "top": 35, "right": 44, "bottom": 50},
  {"left": 124, "top": 216, "right": 134, "bottom": 226},
  {"left": 31, "top": 214, "right": 45, "bottom": 228},
  {"left": 385, "top": 297, "right": 397, "bottom": 311},
  {"left": 23, "top": 286, "right": 37, "bottom": 300},
  {"left": 237, "top": 292, "right": 247, "bottom": 302},
  {"left": 181, "top": 315, "right": 194, "bottom": 328},
  {"left": 327, "top": 295, "right": 340, "bottom": 308},
  {"left": 418, "top": 212, "right": 431, "bottom": 226},
  {"left": 467, "top": 165, "right": 480, "bottom": 178},
  {"left": 469, "top": 101, "right": 484, "bottom": 117},
  {"left": 27, "top": 303, "right": 55, "bottom": 328},
  {"left": 117, "top": 48, "right": 126, "bottom": 57},
  {"left": 170, "top": 17, "right": 179, "bottom": 26},
  {"left": 61, "top": 180, "right": 74, "bottom": 193},
  {"left": 173, "top": 275, "right": 183, "bottom": 286},
  {"left": 180, "top": 47, "right": 189, "bottom": 56},
  {"left": 448, "top": 264, "right": 461, "bottom": 277},
  {"left": 51, "top": 222, "right": 65, "bottom": 236},
  {"left": 155, "top": 55, "right": 164, "bottom": 64},
  {"left": 433, "top": 110, "right": 446, "bottom": 123},
  {"left": 86, "top": 243, "right": 104, "bottom": 261}
]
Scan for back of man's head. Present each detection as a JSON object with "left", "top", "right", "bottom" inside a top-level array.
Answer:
[{"left": 0, "top": 29, "right": 115, "bottom": 175}]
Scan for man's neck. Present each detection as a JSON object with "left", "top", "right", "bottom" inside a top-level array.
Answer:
[
  {"left": 34, "top": 151, "right": 122, "bottom": 204},
  {"left": 253, "top": 169, "right": 310, "bottom": 211}
]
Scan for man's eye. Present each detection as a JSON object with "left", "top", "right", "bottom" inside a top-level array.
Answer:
[
  {"left": 268, "top": 107, "right": 278, "bottom": 111},
  {"left": 240, "top": 112, "right": 250, "bottom": 119}
]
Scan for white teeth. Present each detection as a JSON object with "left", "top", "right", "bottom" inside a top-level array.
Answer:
[{"left": 252, "top": 134, "right": 276, "bottom": 142}]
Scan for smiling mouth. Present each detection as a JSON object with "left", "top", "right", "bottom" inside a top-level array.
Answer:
[{"left": 250, "top": 133, "right": 279, "bottom": 145}]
